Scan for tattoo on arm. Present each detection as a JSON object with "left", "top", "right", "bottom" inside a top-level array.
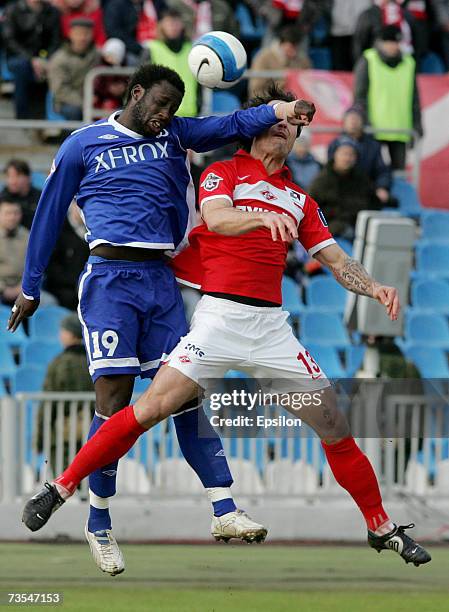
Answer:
[{"left": 330, "top": 257, "right": 377, "bottom": 298}]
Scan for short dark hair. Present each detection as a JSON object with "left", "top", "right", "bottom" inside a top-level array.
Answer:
[
  {"left": 125, "top": 63, "right": 185, "bottom": 104},
  {"left": 0, "top": 198, "right": 21, "bottom": 209},
  {"left": 5, "top": 159, "right": 31, "bottom": 176},
  {"left": 240, "top": 82, "right": 298, "bottom": 151},
  {"left": 278, "top": 24, "right": 302, "bottom": 46}
]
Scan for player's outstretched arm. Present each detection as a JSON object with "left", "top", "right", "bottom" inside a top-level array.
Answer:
[
  {"left": 203, "top": 199, "right": 298, "bottom": 242},
  {"left": 314, "top": 243, "right": 400, "bottom": 321},
  {"left": 174, "top": 100, "right": 316, "bottom": 153}
]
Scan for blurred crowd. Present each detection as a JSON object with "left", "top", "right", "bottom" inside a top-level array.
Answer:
[{"left": 0, "top": 0, "right": 447, "bottom": 120}]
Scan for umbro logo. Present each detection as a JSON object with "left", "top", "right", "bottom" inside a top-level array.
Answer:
[
  {"left": 102, "top": 469, "right": 117, "bottom": 476},
  {"left": 98, "top": 134, "right": 120, "bottom": 140},
  {"left": 215, "top": 449, "right": 225, "bottom": 456}
]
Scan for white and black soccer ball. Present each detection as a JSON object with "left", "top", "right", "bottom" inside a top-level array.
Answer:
[{"left": 188, "top": 31, "right": 247, "bottom": 89}]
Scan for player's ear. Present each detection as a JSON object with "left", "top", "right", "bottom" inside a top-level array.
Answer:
[{"left": 132, "top": 85, "right": 145, "bottom": 102}]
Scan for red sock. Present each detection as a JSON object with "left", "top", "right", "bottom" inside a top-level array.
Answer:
[
  {"left": 322, "top": 437, "right": 390, "bottom": 532},
  {"left": 54, "top": 405, "right": 145, "bottom": 495}
]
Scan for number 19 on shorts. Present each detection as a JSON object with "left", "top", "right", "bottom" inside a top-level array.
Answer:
[{"left": 91, "top": 330, "right": 119, "bottom": 358}]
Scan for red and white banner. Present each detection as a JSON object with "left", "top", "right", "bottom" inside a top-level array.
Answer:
[{"left": 286, "top": 70, "right": 449, "bottom": 209}]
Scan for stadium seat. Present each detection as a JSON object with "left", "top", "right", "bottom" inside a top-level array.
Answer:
[
  {"left": 227, "top": 458, "right": 265, "bottom": 495},
  {"left": 404, "top": 345, "right": 449, "bottom": 378},
  {"left": 154, "top": 458, "right": 204, "bottom": 494},
  {"left": 404, "top": 313, "right": 449, "bottom": 349},
  {"left": 0, "top": 342, "right": 17, "bottom": 379},
  {"left": 28, "top": 306, "right": 71, "bottom": 341},
  {"left": 132, "top": 376, "right": 151, "bottom": 396},
  {"left": 405, "top": 458, "right": 428, "bottom": 495},
  {"left": 391, "top": 178, "right": 422, "bottom": 217},
  {"left": 212, "top": 91, "right": 241, "bottom": 114},
  {"left": 415, "top": 242, "right": 449, "bottom": 279},
  {"left": 31, "top": 171, "right": 47, "bottom": 190},
  {"left": 265, "top": 459, "right": 318, "bottom": 495},
  {"left": 411, "top": 279, "right": 449, "bottom": 314},
  {"left": 0, "top": 310, "right": 28, "bottom": 352},
  {"left": 0, "top": 51, "right": 13, "bottom": 82},
  {"left": 309, "top": 47, "right": 332, "bottom": 70},
  {"left": 45, "top": 91, "right": 66, "bottom": 121},
  {"left": 420, "top": 52, "right": 445, "bottom": 74},
  {"left": 301, "top": 312, "right": 351, "bottom": 348},
  {"left": 306, "top": 277, "right": 347, "bottom": 313},
  {"left": 306, "top": 344, "right": 346, "bottom": 379},
  {"left": 23, "top": 341, "right": 61, "bottom": 368},
  {"left": 282, "top": 275, "right": 304, "bottom": 317},
  {"left": 235, "top": 2, "right": 266, "bottom": 43},
  {"left": 421, "top": 210, "right": 449, "bottom": 243},
  {"left": 345, "top": 344, "right": 366, "bottom": 377},
  {"left": 117, "top": 458, "right": 151, "bottom": 494},
  {"left": 11, "top": 364, "right": 47, "bottom": 394}
]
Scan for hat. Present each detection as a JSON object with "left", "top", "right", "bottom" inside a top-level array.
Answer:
[
  {"left": 70, "top": 17, "right": 94, "bottom": 28},
  {"left": 102, "top": 38, "right": 126, "bottom": 65},
  {"left": 380, "top": 24, "right": 402, "bottom": 42},
  {"left": 344, "top": 105, "right": 365, "bottom": 121},
  {"left": 61, "top": 313, "right": 83, "bottom": 339},
  {"left": 328, "top": 136, "right": 359, "bottom": 160}
]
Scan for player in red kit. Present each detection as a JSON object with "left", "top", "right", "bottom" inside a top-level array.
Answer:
[{"left": 23, "top": 85, "right": 431, "bottom": 566}]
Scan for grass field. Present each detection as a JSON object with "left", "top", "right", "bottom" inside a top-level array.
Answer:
[{"left": 0, "top": 542, "right": 448, "bottom": 612}]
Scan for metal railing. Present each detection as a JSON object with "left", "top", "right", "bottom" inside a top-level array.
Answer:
[{"left": 1, "top": 385, "right": 448, "bottom": 503}]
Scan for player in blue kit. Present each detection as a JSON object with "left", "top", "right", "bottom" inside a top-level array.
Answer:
[{"left": 9, "top": 63, "right": 315, "bottom": 575}]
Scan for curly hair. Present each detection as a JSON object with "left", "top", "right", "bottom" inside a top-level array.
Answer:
[{"left": 125, "top": 63, "right": 185, "bottom": 104}]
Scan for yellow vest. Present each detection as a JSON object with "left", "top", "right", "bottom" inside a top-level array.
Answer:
[
  {"left": 148, "top": 40, "right": 198, "bottom": 117},
  {"left": 365, "top": 48, "right": 415, "bottom": 142}
]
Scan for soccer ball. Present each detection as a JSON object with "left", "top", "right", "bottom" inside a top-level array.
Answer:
[{"left": 188, "top": 31, "right": 247, "bottom": 89}]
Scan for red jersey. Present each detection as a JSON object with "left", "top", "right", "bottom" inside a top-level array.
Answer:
[{"left": 172, "top": 150, "right": 334, "bottom": 304}]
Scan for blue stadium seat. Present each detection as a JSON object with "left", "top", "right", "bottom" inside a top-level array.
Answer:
[
  {"left": 411, "top": 279, "right": 449, "bottom": 314},
  {"left": 404, "top": 312, "right": 449, "bottom": 348},
  {"left": 306, "top": 277, "right": 347, "bottom": 313},
  {"left": 306, "top": 344, "right": 346, "bottom": 379},
  {"left": 235, "top": 2, "right": 266, "bottom": 42},
  {"left": 404, "top": 345, "right": 449, "bottom": 378},
  {"left": 301, "top": 312, "right": 351, "bottom": 348},
  {"left": 345, "top": 344, "right": 366, "bottom": 377},
  {"left": 0, "top": 342, "right": 17, "bottom": 379},
  {"left": 212, "top": 91, "right": 240, "bottom": 114},
  {"left": 0, "top": 51, "right": 13, "bottom": 82},
  {"left": 391, "top": 178, "right": 422, "bottom": 217},
  {"left": 11, "top": 364, "right": 46, "bottom": 393},
  {"left": 420, "top": 52, "right": 445, "bottom": 74},
  {"left": 421, "top": 210, "right": 449, "bottom": 242},
  {"left": 415, "top": 242, "right": 449, "bottom": 279},
  {"left": 31, "top": 171, "right": 46, "bottom": 190},
  {"left": 28, "top": 306, "right": 71, "bottom": 341},
  {"left": 309, "top": 47, "right": 332, "bottom": 70},
  {"left": 282, "top": 275, "right": 304, "bottom": 317},
  {"left": 23, "top": 341, "right": 61, "bottom": 368},
  {"left": 0, "top": 309, "right": 28, "bottom": 351},
  {"left": 46, "top": 91, "right": 66, "bottom": 121}
]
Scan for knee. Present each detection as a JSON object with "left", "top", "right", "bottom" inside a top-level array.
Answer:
[{"left": 96, "top": 390, "right": 133, "bottom": 418}]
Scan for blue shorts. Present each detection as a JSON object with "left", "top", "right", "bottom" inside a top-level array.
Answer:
[{"left": 78, "top": 256, "right": 188, "bottom": 383}]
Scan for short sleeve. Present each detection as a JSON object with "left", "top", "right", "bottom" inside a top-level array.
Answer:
[
  {"left": 198, "top": 161, "right": 237, "bottom": 215},
  {"left": 298, "top": 196, "right": 336, "bottom": 256}
]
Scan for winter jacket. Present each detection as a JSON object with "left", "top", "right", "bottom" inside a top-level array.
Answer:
[
  {"left": 103, "top": 0, "right": 142, "bottom": 56},
  {"left": 3, "top": 0, "right": 61, "bottom": 59},
  {"left": 165, "top": 0, "right": 240, "bottom": 38},
  {"left": 48, "top": 43, "right": 100, "bottom": 110},
  {"left": 309, "top": 162, "right": 381, "bottom": 239}
]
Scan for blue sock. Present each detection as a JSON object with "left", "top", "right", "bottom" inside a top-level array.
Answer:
[
  {"left": 87, "top": 414, "right": 118, "bottom": 533},
  {"left": 173, "top": 404, "right": 236, "bottom": 516}
]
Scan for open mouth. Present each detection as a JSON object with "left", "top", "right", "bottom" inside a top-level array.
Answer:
[
  {"left": 148, "top": 119, "right": 165, "bottom": 134},
  {"left": 273, "top": 131, "right": 288, "bottom": 141}
]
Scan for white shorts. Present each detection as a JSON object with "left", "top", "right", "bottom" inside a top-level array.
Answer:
[{"left": 167, "top": 295, "right": 330, "bottom": 393}]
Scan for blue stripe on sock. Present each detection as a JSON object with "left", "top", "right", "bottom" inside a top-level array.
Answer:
[
  {"left": 213, "top": 498, "right": 237, "bottom": 517},
  {"left": 88, "top": 505, "right": 112, "bottom": 532}
]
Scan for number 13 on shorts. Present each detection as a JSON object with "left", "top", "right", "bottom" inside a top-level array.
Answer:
[
  {"left": 91, "top": 330, "right": 119, "bottom": 358},
  {"left": 297, "top": 350, "right": 323, "bottom": 379}
]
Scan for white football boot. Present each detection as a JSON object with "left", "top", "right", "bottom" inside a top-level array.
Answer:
[
  {"left": 84, "top": 522, "right": 125, "bottom": 576},
  {"left": 211, "top": 509, "right": 268, "bottom": 543}
]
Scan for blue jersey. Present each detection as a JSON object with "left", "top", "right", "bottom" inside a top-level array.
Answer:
[{"left": 22, "top": 107, "right": 278, "bottom": 299}]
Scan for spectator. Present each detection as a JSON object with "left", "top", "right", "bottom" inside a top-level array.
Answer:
[
  {"left": 329, "top": 0, "right": 371, "bottom": 71},
  {"left": 328, "top": 106, "right": 392, "bottom": 204},
  {"left": 147, "top": 8, "right": 198, "bottom": 116},
  {"left": 166, "top": 0, "right": 239, "bottom": 39},
  {"left": 354, "top": 25, "right": 423, "bottom": 171},
  {"left": 402, "top": 0, "right": 434, "bottom": 68},
  {"left": 45, "top": 202, "right": 90, "bottom": 310},
  {"left": 287, "top": 130, "right": 322, "bottom": 190},
  {"left": 263, "top": 0, "right": 330, "bottom": 37},
  {"left": 59, "top": 0, "right": 106, "bottom": 47},
  {"left": 353, "top": 1, "right": 416, "bottom": 62},
  {"left": 136, "top": 0, "right": 165, "bottom": 44},
  {"left": 103, "top": 0, "right": 153, "bottom": 64},
  {"left": 248, "top": 25, "right": 311, "bottom": 96},
  {"left": 48, "top": 18, "right": 100, "bottom": 120},
  {"left": 309, "top": 136, "right": 380, "bottom": 240},
  {"left": 432, "top": 0, "right": 449, "bottom": 70},
  {"left": 94, "top": 38, "right": 128, "bottom": 113},
  {"left": 3, "top": 0, "right": 61, "bottom": 118},
  {"left": 37, "top": 314, "right": 94, "bottom": 469},
  {"left": 0, "top": 159, "right": 41, "bottom": 229},
  {"left": 0, "top": 199, "right": 29, "bottom": 306},
  {"left": 235, "top": 1, "right": 267, "bottom": 60}
]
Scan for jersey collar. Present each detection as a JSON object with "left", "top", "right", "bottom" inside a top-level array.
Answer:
[
  {"left": 235, "top": 149, "right": 292, "bottom": 180},
  {"left": 108, "top": 111, "right": 144, "bottom": 139}
]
